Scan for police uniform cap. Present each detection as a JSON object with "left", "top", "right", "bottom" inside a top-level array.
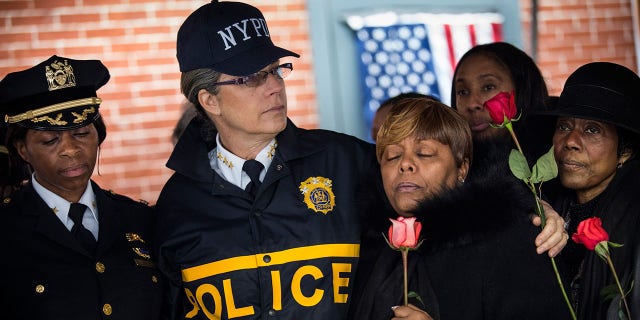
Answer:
[{"left": 0, "top": 55, "right": 110, "bottom": 131}]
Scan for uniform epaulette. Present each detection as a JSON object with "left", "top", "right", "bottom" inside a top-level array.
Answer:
[
  {"left": 105, "top": 189, "right": 151, "bottom": 208},
  {"left": 1, "top": 196, "right": 13, "bottom": 208},
  {"left": 1, "top": 181, "right": 30, "bottom": 209},
  {"left": 1, "top": 182, "right": 29, "bottom": 209}
]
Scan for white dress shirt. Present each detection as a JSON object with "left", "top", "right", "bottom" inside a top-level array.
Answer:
[
  {"left": 31, "top": 174, "right": 99, "bottom": 240},
  {"left": 208, "top": 134, "right": 277, "bottom": 190}
]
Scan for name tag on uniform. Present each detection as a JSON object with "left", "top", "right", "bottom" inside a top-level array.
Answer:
[{"left": 134, "top": 258, "right": 156, "bottom": 268}]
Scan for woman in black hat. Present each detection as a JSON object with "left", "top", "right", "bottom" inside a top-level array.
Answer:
[
  {"left": 0, "top": 55, "right": 164, "bottom": 319},
  {"left": 540, "top": 62, "right": 640, "bottom": 319}
]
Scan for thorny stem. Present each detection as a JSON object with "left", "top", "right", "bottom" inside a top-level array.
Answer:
[
  {"left": 505, "top": 122, "right": 524, "bottom": 155},
  {"left": 605, "top": 253, "right": 631, "bottom": 318},
  {"left": 506, "top": 122, "right": 576, "bottom": 319},
  {"left": 551, "top": 256, "right": 576, "bottom": 319},
  {"left": 534, "top": 191, "right": 574, "bottom": 318}
]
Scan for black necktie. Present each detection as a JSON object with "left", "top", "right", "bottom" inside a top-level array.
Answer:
[
  {"left": 68, "top": 203, "right": 97, "bottom": 253},
  {"left": 243, "top": 159, "right": 264, "bottom": 196}
]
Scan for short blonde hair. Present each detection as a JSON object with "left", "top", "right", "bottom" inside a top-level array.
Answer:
[{"left": 376, "top": 98, "right": 472, "bottom": 167}]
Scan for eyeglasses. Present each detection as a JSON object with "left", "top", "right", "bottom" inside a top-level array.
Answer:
[{"left": 212, "top": 63, "right": 293, "bottom": 87}]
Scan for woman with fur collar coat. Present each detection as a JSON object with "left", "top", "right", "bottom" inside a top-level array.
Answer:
[{"left": 348, "top": 98, "right": 571, "bottom": 319}]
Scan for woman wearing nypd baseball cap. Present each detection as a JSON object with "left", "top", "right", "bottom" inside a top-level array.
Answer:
[
  {"left": 538, "top": 62, "right": 640, "bottom": 320},
  {"left": 154, "top": 1, "right": 388, "bottom": 319},
  {"left": 0, "top": 55, "right": 164, "bottom": 319}
]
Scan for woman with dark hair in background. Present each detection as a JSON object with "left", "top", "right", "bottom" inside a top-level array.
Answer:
[
  {"left": 451, "top": 41, "right": 554, "bottom": 160},
  {"left": 450, "top": 42, "right": 566, "bottom": 256}
]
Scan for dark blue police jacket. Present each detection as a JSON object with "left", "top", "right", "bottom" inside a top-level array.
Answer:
[{"left": 155, "top": 118, "right": 383, "bottom": 319}]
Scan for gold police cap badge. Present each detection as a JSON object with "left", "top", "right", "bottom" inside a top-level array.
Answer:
[
  {"left": 0, "top": 55, "right": 108, "bottom": 130},
  {"left": 299, "top": 176, "right": 335, "bottom": 214}
]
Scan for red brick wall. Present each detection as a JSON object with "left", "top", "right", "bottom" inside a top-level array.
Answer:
[
  {"left": 1, "top": 0, "right": 637, "bottom": 203},
  {"left": 0, "top": 0, "right": 317, "bottom": 203},
  {"left": 520, "top": 0, "right": 638, "bottom": 95}
]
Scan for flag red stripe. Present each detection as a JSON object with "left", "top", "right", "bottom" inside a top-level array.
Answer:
[
  {"left": 469, "top": 24, "right": 477, "bottom": 46},
  {"left": 491, "top": 23, "right": 503, "bottom": 42},
  {"left": 443, "top": 24, "right": 456, "bottom": 72}
]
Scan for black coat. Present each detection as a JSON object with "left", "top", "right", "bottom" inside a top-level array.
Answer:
[
  {"left": 349, "top": 171, "right": 572, "bottom": 319},
  {"left": 155, "top": 118, "right": 384, "bottom": 319},
  {"left": 0, "top": 181, "right": 164, "bottom": 319},
  {"left": 552, "top": 158, "right": 640, "bottom": 320}
]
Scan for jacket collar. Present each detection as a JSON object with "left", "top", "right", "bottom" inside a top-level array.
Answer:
[
  {"left": 21, "top": 181, "right": 121, "bottom": 258},
  {"left": 167, "top": 118, "right": 327, "bottom": 182}
]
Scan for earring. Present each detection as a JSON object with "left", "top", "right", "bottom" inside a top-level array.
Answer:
[
  {"left": 617, "top": 162, "right": 623, "bottom": 168},
  {"left": 458, "top": 177, "right": 465, "bottom": 184},
  {"left": 96, "top": 146, "right": 102, "bottom": 176}
]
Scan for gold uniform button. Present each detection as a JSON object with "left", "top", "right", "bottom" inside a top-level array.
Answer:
[
  {"left": 95, "top": 262, "right": 106, "bottom": 273},
  {"left": 151, "top": 275, "right": 158, "bottom": 283},
  {"left": 3, "top": 197, "right": 10, "bottom": 204},
  {"left": 35, "top": 284, "right": 45, "bottom": 293},
  {"left": 102, "top": 303, "right": 112, "bottom": 315}
]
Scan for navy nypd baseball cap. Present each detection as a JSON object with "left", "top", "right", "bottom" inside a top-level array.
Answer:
[{"left": 177, "top": 0, "right": 300, "bottom": 76}]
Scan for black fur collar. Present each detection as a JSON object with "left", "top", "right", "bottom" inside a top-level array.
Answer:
[
  {"left": 410, "top": 169, "right": 535, "bottom": 251},
  {"left": 360, "top": 139, "right": 539, "bottom": 250}
]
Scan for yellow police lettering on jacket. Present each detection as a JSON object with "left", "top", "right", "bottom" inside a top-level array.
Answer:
[{"left": 181, "top": 243, "right": 359, "bottom": 319}]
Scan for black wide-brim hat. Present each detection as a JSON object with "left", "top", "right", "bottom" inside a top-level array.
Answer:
[
  {"left": 536, "top": 62, "right": 640, "bottom": 135},
  {"left": 0, "top": 55, "right": 110, "bottom": 131},
  {"left": 177, "top": 0, "right": 299, "bottom": 75}
]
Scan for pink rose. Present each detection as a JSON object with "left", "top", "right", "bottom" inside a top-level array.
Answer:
[
  {"left": 572, "top": 217, "right": 609, "bottom": 251},
  {"left": 388, "top": 216, "right": 422, "bottom": 249},
  {"left": 483, "top": 91, "right": 517, "bottom": 125}
]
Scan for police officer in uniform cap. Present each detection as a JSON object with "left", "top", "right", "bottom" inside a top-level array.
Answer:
[{"left": 0, "top": 55, "right": 164, "bottom": 319}]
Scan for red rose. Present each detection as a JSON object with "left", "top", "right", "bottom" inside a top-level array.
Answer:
[
  {"left": 483, "top": 91, "right": 518, "bottom": 125},
  {"left": 572, "top": 217, "right": 609, "bottom": 251},
  {"left": 388, "top": 216, "right": 422, "bottom": 249}
]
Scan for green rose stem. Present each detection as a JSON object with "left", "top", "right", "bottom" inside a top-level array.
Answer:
[
  {"left": 505, "top": 121, "right": 523, "bottom": 154},
  {"left": 606, "top": 254, "right": 631, "bottom": 318},
  {"left": 402, "top": 248, "right": 409, "bottom": 306},
  {"left": 600, "top": 242, "right": 631, "bottom": 318},
  {"left": 504, "top": 120, "right": 577, "bottom": 320}
]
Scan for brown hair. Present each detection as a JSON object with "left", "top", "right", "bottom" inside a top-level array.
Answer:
[{"left": 376, "top": 98, "right": 472, "bottom": 167}]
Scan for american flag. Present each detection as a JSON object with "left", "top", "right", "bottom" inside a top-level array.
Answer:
[{"left": 347, "top": 12, "right": 503, "bottom": 139}]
